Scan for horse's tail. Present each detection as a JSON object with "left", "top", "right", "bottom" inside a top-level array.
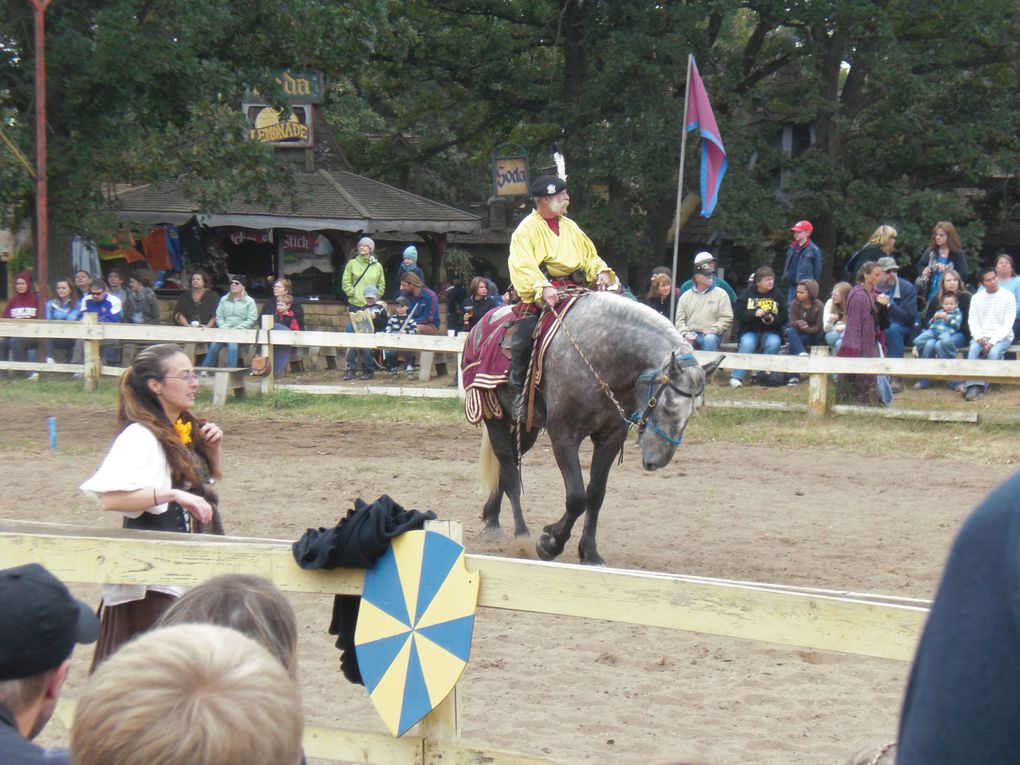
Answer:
[{"left": 478, "top": 427, "right": 500, "bottom": 496}]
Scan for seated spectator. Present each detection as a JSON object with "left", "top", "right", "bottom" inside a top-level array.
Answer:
[
  {"left": 344, "top": 285, "right": 388, "bottom": 381},
  {"left": 786, "top": 278, "right": 824, "bottom": 356},
  {"left": 382, "top": 296, "right": 417, "bottom": 377},
  {"left": 678, "top": 253, "right": 738, "bottom": 307},
  {"left": 0, "top": 563, "right": 99, "bottom": 764},
  {"left": 156, "top": 574, "right": 298, "bottom": 678},
  {"left": 45, "top": 277, "right": 82, "bottom": 363},
  {"left": 69, "top": 279, "right": 123, "bottom": 367},
  {"left": 0, "top": 271, "right": 39, "bottom": 377},
  {"left": 123, "top": 271, "right": 161, "bottom": 325},
  {"left": 823, "top": 281, "right": 851, "bottom": 352},
  {"left": 897, "top": 472, "right": 1020, "bottom": 763},
  {"left": 673, "top": 261, "right": 732, "bottom": 352},
  {"left": 728, "top": 266, "right": 785, "bottom": 388},
  {"left": 400, "top": 272, "right": 445, "bottom": 376},
  {"left": 785, "top": 279, "right": 824, "bottom": 385},
  {"left": 464, "top": 276, "right": 498, "bottom": 332},
  {"left": 961, "top": 267, "right": 1016, "bottom": 402},
  {"left": 105, "top": 269, "right": 127, "bottom": 306},
  {"left": 876, "top": 256, "right": 918, "bottom": 360},
  {"left": 173, "top": 269, "right": 218, "bottom": 327},
  {"left": 70, "top": 624, "right": 303, "bottom": 765},
  {"left": 644, "top": 273, "right": 674, "bottom": 321},
  {"left": 261, "top": 277, "right": 304, "bottom": 379},
  {"left": 988, "top": 254, "right": 1020, "bottom": 339},
  {"left": 202, "top": 275, "right": 257, "bottom": 368},
  {"left": 914, "top": 292, "right": 962, "bottom": 357},
  {"left": 912, "top": 268, "right": 971, "bottom": 390}
]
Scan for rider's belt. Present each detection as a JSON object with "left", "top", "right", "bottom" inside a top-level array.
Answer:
[{"left": 513, "top": 302, "right": 540, "bottom": 317}]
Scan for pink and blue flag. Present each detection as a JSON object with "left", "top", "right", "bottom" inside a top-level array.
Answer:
[{"left": 685, "top": 58, "right": 727, "bottom": 217}]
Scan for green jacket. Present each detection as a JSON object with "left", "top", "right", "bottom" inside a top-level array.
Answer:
[
  {"left": 215, "top": 293, "right": 258, "bottom": 329},
  {"left": 342, "top": 255, "right": 387, "bottom": 307}
]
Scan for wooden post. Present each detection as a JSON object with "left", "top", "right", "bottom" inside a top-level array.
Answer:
[
  {"left": 807, "top": 345, "right": 831, "bottom": 418},
  {"left": 260, "top": 314, "right": 274, "bottom": 396},
  {"left": 82, "top": 313, "right": 100, "bottom": 391},
  {"left": 419, "top": 519, "right": 464, "bottom": 742}
]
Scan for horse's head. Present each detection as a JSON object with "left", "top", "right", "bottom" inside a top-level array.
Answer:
[{"left": 633, "top": 351, "right": 723, "bottom": 470}]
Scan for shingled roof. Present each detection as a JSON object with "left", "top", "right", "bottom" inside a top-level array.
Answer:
[{"left": 110, "top": 168, "right": 481, "bottom": 235}]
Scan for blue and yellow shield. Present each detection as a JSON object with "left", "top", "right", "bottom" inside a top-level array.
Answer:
[{"left": 355, "top": 530, "right": 479, "bottom": 736}]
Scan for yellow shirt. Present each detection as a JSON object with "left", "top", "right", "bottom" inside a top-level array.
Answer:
[{"left": 508, "top": 210, "right": 614, "bottom": 305}]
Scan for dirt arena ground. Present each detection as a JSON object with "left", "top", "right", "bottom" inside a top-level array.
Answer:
[{"left": 3, "top": 398, "right": 1015, "bottom": 764}]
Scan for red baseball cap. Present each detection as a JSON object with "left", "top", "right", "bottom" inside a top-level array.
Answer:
[{"left": 790, "top": 220, "right": 813, "bottom": 233}]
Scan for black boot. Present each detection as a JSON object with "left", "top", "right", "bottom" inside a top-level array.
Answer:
[{"left": 507, "top": 314, "right": 538, "bottom": 418}]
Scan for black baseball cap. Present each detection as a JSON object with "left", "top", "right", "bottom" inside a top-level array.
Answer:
[{"left": 0, "top": 563, "right": 99, "bottom": 680}]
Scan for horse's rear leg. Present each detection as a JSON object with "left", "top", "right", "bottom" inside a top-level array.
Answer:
[
  {"left": 537, "top": 435, "right": 586, "bottom": 562},
  {"left": 575, "top": 430, "right": 627, "bottom": 565}
]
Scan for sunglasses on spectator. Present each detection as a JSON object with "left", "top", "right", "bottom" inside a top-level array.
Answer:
[
  {"left": 230, "top": 280, "right": 242, "bottom": 285},
  {"left": 89, "top": 291, "right": 104, "bottom": 297}
]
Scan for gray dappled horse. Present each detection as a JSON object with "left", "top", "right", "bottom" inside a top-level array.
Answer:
[{"left": 475, "top": 291, "right": 722, "bottom": 565}]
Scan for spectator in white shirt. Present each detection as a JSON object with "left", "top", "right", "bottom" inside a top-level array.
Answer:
[{"left": 962, "top": 267, "right": 1017, "bottom": 402}]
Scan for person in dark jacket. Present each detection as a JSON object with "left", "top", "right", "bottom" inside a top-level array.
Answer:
[
  {"left": 0, "top": 563, "right": 99, "bottom": 765},
  {"left": 782, "top": 220, "right": 822, "bottom": 306},
  {"left": 844, "top": 224, "right": 897, "bottom": 283},
  {"left": 876, "top": 256, "right": 919, "bottom": 361},
  {"left": 729, "top": 266, "right": 786, "bottom": 388},
  {"left": 897, "top": 471, "right": 1020, "bottom": 764},
  {"left": 463, "top": 276, "right": 499, "bottom": 332}
]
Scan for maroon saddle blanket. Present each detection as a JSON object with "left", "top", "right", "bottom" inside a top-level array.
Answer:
[{"left": 461, "top": 296, "right": 580, "bottom": 424}]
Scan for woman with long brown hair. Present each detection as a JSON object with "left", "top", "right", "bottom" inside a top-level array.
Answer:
[
  {"left": 835, "top": 261, "right": 891, "bottom": 405},
  {"left": 80, "top": 343, "right": 225, "bottom": 668},
  {"left": 915, "top": 221, "right": 968, "bottom": 306}
]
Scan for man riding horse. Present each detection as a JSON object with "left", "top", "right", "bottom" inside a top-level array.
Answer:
[{"left": 507, "top": 175, "right": 615, "bottom": 412}]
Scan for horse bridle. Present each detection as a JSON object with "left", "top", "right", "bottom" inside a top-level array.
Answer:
[{"left": 628, "top": 353, "right": 703, "bottom": 447}]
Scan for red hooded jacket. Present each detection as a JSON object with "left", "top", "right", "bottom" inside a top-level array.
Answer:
[{"left": 2, "top": 272, "right": 38, "bottom": 320}]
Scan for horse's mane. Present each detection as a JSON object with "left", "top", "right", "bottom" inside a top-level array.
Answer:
[{"left": 571, "top": 292, "right": 693, "bottom": 356}]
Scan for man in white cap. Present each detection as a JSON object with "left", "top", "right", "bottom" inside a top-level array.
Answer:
[
  {"left": 783, "top": 220, "right": 822, "bottom": 306},
  {"left": 506, "top": 174, "right": 614, "bottom": 404},
  {"left": 341, "top": 237, "right": 386, "bottom": 309},
  {"left": 674, "top": 258, "right": 733, "bottom": 351},
  {"left": 678, "top": 252, "right": 737, "bottom": 307},
  {"left": 0, "top": 563, "right": 99, "bottom": 764}
]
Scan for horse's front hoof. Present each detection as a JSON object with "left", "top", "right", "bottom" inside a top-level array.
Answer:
[
  {"left": 480, "top": 525, "right": 505, "bottom": 541},
  {"left": 579, "top": 553, "right": 606, "bottom": 566},
  {"left": 536, "top": 532, "right": 562, "bottom": 561}
]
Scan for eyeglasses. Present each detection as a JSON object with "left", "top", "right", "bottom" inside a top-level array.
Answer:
[
  {"left": 89, "top": 291, "right": 104, "bottom": 298},
  {"left": 230, "top": 280, "right": 242, "bottom": 286},
  {"left": 165, "top": 371, "right": 199, "bottom": 382}
]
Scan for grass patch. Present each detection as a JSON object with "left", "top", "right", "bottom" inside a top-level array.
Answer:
[{"left": 230, "top": 389, "right": 467, "bottom": 425}]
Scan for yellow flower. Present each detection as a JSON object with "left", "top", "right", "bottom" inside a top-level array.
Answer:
[{"left": 173, "top": 418, "right": 193, "bottom": 445}]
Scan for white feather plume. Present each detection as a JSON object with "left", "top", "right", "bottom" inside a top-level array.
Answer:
[{"left": 552, "top": 144, "right": 567, "bottom": 181}]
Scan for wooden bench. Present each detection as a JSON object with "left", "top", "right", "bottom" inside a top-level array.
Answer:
[{"left": 195, "top": 367, "right": 248, "bottom": 406}]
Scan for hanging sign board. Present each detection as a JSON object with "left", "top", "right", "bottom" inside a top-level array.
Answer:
[{"left": 491, "top": 143, "right": 530, "bottom": 197}]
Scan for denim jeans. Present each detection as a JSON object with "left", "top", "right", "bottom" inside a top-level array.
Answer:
[
  {"left": 885, "top": 321, "right": 914, "bottom": 360},
  {"left": 964, "top": 337, "right": 1012, "bottom": 393},
  {"left": 730, "top": 330, "right": 782, "bottom": 381},
  {"left": 786, "top": 329, "right": 821, "bottom": 355},
  {"left": 202, "top": 342, "right": 240, "bottom": 368},
  {"left": 824, "top": 330, "right": 843, "bottom": 353},
  {"left": 693, "top": 332, "right": 722, "bottom": 351},
  {"left": 345, "top": 347, "right": 376, "bottom": 372},
  {"left": 914, "top": 329, "right": 958, "bottom": 358}
]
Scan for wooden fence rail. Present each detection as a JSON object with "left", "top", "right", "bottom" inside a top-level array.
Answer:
[
  {"left": 0, "top": 520, "right": 927, "bottom": 763},
  {"left": 4, "top": 318, "right": 1020, "bottom": 417}
]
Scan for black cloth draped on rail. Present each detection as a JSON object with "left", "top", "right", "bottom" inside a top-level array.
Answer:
[{"left": 291, "top": 495, "right": 437, "bottom": 685}]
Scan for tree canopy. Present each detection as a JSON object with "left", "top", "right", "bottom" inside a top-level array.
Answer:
[{"left": 2, "top": 0, "right": 1019, "bottom": 282}]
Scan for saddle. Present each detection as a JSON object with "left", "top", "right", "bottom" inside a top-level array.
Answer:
[{"left": 461, "top": 296, "right": 582, "bottom": 425}]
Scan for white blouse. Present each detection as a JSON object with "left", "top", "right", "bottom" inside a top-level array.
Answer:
[{"left": 80, "top": 423, "right": 185, "bottom": 605}]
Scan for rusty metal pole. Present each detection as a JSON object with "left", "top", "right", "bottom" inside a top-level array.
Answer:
[{"left": 32, "top": 0, "right": 52, "bottom": 357}]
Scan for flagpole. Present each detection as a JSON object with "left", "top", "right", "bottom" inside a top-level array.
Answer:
[{"left": 669, "top": 54, "right": 694, "bottom": 321}]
